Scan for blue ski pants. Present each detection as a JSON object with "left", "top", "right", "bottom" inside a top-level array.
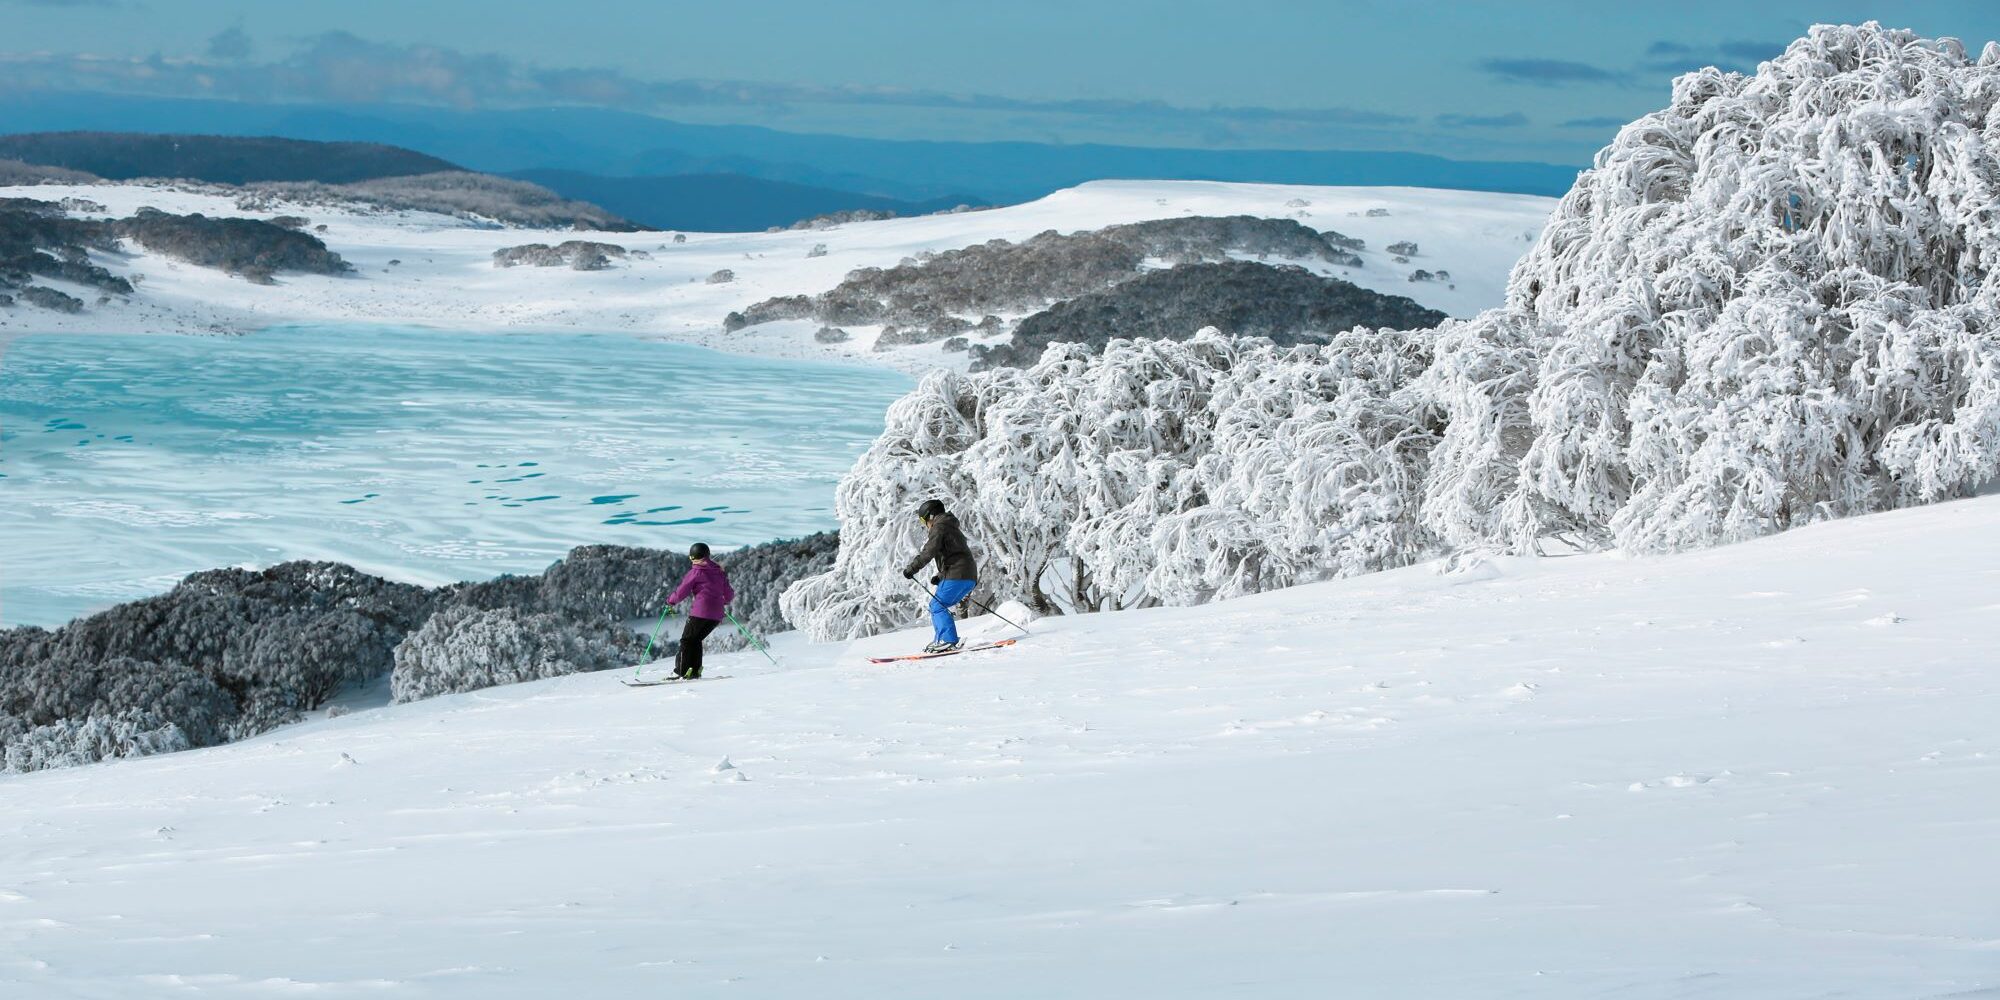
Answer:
[{"left": 929, "top": 578, "right": 978, "bottom": 643}]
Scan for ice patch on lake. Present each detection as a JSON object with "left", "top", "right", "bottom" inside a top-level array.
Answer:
[{"left": 0, "top": 326, "right": 911, "bottom": 627}]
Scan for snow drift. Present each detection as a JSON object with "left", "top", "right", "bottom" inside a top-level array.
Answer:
[{"left": 786, "top": 22, "right": 2000, "bottom": 640}]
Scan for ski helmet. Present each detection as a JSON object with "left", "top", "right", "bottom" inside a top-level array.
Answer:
[
  {"left": 916, "top": 499, "right": 947, "bottom": 521},
  {"left": 688, "top": 542, "right": 711, "bottom": 560}
]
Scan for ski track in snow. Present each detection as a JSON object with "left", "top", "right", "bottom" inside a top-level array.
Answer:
[
  {"left": 3, "top": 495, "right": 1998, "bottom": 997},
  {"left": 0, "top": 179, "right": 1555, "bottom": 374}
]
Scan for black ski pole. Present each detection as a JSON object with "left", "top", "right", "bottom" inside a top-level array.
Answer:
[
  {"left": 964, "top": 593, "right": 1031, "bottom": 636},
  {"left": 910, "top": 578, "right": 1030, "bottom": 637}
]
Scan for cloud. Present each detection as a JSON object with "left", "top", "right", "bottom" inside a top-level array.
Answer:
[
  {"left": 1559, "top": 116, "right": 1630, "bottom": 129},
  {"left": 1479, "top": 58, "right": 1624, "bottom": 86},
  {"left": 1718, "top": 40, "right": 1787, "bottom": 63},
  {"left": 1436, "top": 111, "right": 1529, "bottom": 128},
  {"left": 206, "top": 25, "right": 252, "bottom": 62},
  {"left": 1639, "top": 39, "right": 1785, "bottom": 76},
  {"left": 0, "top": 31, "right": 1423, "bottom": 142}
]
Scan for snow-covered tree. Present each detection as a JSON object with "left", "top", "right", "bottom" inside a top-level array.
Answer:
[
  {"left": 785, "top": 23, "right": 2000, "bottom": 638},
  {"left": 390, "top": 606, "right": 639, "bottom": 703},
  {"left": 1446, "top": 23, "right": 2000, "bottom": 553},
  {"left": 1419, "top": 23, "right": 2000, "bottom": 553},
  {"left": 782, "top": 329, "right": 1442, "bottom": 641}
]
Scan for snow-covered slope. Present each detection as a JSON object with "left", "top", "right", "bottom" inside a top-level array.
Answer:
[
  {"left": 0, "top": 179, "right": 1555, "bottom": 372},
  {"left": 3, "top": 494, "right": 1994, "bottom": 997}
]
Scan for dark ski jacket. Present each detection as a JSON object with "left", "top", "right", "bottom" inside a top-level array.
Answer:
[
  {"left": 668, "top": 560, "right": 735, "bottom": 621},
  {"left": 905, "top": 512, "right": 979, "bottom": 581}
]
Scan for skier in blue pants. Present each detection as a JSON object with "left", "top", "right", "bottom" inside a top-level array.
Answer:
[{"left": 901, "top": 499, "right": 980, "bottom": 653}]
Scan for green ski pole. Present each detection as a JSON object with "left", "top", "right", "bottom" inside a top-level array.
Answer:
[
  {"left": 638, "top": 604, "right": 674, "bottom": 676},
  {"left": 726, "top": 609, "right": 779, "bottom": 667}
]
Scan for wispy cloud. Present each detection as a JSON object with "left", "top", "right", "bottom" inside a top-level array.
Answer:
[
  {"left": 1436, "top": 111, "right": 1530, "bottom": 128},
  {"left": 205, "top": 25, "right": 252, "bottom": 63},
  {"left": 0, "top": 31, "right": 1422, "bottom": 143},
  {"left": 262, "top": 32, "right": 1421, "bottom": 128},
  {"left": 1639, "top": 38, "right": 1787, "bottom": 75},
  {"left": 1717, "top": 39, "right": 1788, "bottom": 63},
  {"left": 1559, "top": 115, "right": 1630, "bottom": 129},
  {"left": 1479, "top": 58, "right": 1624, "bottom": 86}
]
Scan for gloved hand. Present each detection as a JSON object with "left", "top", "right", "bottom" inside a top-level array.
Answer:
[
  {"left": 902, "top": 568, "right": 916, "bottom": 580},
  {"left": 930, "top": 575, "right": 941, "bottom": 585}
]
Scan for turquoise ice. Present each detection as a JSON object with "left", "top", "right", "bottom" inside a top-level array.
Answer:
[{"left": 0, "top": 326, "right": 912, "bottom": 627}]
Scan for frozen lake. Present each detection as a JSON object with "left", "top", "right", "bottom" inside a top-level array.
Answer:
[{"left": 0, "top": 326, "right": 913, "bottom": 628}]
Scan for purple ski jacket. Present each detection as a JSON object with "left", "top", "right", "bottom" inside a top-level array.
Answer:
[{"left": 668, "top": 560, "right": 735, "bottom": 621}]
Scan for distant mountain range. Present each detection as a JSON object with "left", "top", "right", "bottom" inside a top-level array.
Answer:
[
  {"left": 0, "top": 92, "right": 1587, "bottom": 208},
  {"left": 0, "top": 132, "right": 457, "bottom": 185},
  {"left": 0, "top": 122, "right": 997, "bottom": 232}
]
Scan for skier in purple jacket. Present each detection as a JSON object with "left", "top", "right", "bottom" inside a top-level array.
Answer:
[{"left": 666, "top": 542, "right": 735, "bottom": 679}]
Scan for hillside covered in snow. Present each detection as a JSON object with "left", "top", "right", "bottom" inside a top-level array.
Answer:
[{"left": 2, "top": 489, "right": 1996, "bottom": 996}]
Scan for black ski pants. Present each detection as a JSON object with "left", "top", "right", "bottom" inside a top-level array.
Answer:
[{"left": 676, "top": 616, "right": 723, "bottom": 678}]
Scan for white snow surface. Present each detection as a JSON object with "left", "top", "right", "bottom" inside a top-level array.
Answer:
[
  {"left": 0, "top": 179, "right": 1554, "bottom": 372},
  {"left": 2, "top": 494, "right": 1995, "bottom": 997}
]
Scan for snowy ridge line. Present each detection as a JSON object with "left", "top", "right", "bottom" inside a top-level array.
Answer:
[
  {"left": 0, "top": 178, "right": 1554, "bottom": 374},
  {"left": 785, "top": 21, "right": 2000, "bottom": 639}
]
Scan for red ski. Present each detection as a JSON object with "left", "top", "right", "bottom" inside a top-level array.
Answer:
[{"left": 866, "top": 638, "right": 1018, "bottom": 664}]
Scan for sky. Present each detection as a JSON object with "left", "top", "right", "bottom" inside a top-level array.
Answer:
[{"left": 3, "top": 0, "right": 1999, "bottom": 162}]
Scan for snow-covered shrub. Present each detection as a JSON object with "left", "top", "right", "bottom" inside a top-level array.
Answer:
[
  {"left": 389, "top": 606, "right": 639, "bottom": 703},
  {"left": 971, "top": 261, "right": 1445, "bottom": 370},
  {"left": 439, "top": 537, "right": 834, "bottom": 657},
  {"left": 707, "top": 268, "right": 736, "bottom": 284},
  {"left": 1434, "top": 22, "right": 2000, "bottom": 553},
  {"left": 18, "top": 286, "right": 82, "bottom": 313},
  {"left": 782, "top": 328, "right": 1441, "bottom": 640},
  {"left": 733, "top": 216, "right": 1367, "bottom": 337},
  {"left": 492, "top": 241, "right": 626, "bottom": 270},
  {"left": 724, "top": 295, "right": 812, "bottom": 331},
  {"left": 443, "top": 544, "right": 688, "bottom": 626},
  {"left": 714, "top": 532, "right": 838, "bottom": 644},
  {"left": 1, "top": 562, "right": 434, "bottom": 752},
  {"left": 218, "top": 608, "right": 403, "bottom": 714},
  {"left": 4, "top": 709, "right": 190, "bottom": 773},
  {"left": 0, "top": 652, "right": 234, "bottom": 759},
  {"left": 115, "top": 208, "right": 350, "bottom": 281}
]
